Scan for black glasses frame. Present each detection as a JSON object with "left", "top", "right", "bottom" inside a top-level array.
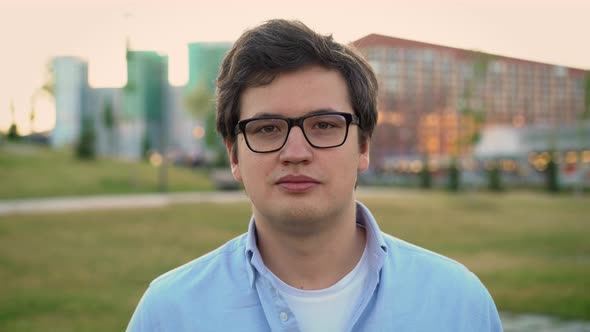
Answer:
[{"left": 234, "top": 111, "right": 360, "bottom": 153}]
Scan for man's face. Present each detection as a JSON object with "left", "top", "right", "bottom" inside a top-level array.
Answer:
[{"left": 228, "top": 65, "right": 369, "bottom": 234}]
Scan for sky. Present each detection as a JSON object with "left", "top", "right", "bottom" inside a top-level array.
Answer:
[{"left": 0, "top": 0, "right": 588, "bottom": 134}]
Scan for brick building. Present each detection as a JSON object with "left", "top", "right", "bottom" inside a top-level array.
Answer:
[{"left": 352, "top": 34, "right": 587, "bottom": 170}]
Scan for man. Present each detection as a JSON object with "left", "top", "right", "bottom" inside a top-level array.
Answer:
[{"left": 127, "top": 19, "right": 502, "bottom": 332}]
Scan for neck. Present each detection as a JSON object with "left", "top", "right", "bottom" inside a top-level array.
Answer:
[{"left": 255, "top": 202, "right": 366, "bottom": 290}]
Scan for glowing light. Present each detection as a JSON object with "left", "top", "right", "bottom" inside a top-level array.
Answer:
[
  {"left": 149, "top": 152, "right": 162, "bottom": 167},
  {"left": 192, "top": 125, "right": 205, "bottom": 139},
  {"left": 565, "top": 151, "right": 578, "bottom": 164},
  {"left": 398, "top": 160, "right": 409, "bottom": 173},
  {"left": 528, "top": 152, "right": 536, "bottom": 165},
  {"left": 512, "top": 114, "right": 525, "bottom": 128},
  {"left": 410, "top": 160, "right": 423, "bottom": 173},
  {"left": 501, "top": 159, "right": 517, "bottom": 172},
  {"left": 583, "top": 151, "right": 590, "bottom": 164}
]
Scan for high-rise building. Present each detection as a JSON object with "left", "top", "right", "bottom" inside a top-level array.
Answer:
[
  {"left": 51, "top": 56, "right": 88, "bottom": 148},
  {"left": 122, "top": 50, "right": 169, "bottom": 158},
  {"left": 87, "top": 87, "right": 122, "bottom": 157},
  {"left": 352, "top": 34, "right": 588, "bottom": 168},
  {"left": 187, "top": 42, "right": 231, "bottom": 92}
]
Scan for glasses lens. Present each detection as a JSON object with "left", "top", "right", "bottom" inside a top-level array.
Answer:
[
  {"left": 303, "top": 114, "right": 348, "bottom": 148},
  {"left": 244, "top": 118, "right": 289, "bottom": 152}
]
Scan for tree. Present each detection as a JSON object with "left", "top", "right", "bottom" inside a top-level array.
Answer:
[
  {"left": 185, "top": 81, "right": 227, "bottom": 167},
  {"left": 29, "top": 98, "right": 35, "bottom": 134},
  {"left": 449, "top": 51, "right": 491, "bottom": 192},
  {"left": 574, "top": 71, "right": 590, "bottom": 194},
  {"left": 102, "top": 100, "right": 117, "bottom": 155},
  {"left": 487, "top": 160, "right": 503, "bottom": 192},
  {"left": 419, "top": 155, "right": 432, "bottom": 189},
  {"left": 41, "top": 62, "right": 55, "bottom": 97},
  {"left": 7, "top": 124, "right": 19, "bottom": 140},
  {"left": 185, "top": 83, "right": 214, "bottom": 119},
  {"left": 76, "top": 116, "right": 96, "bottom": 160},
  {"left": 447, "top": 158, "right": 461, "bottom": 192},
  {"left": 545, "top": 152, "right": 560, "bottom": 193},
  {"left": 26, "top": 62, "right": 55, "bottom": 136},
  {"left": 7, "top": 101, "right": 19, "bottom": 140}
]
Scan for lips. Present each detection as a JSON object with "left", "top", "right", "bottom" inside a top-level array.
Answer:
[{"left": 276, "top": 174, "right": 320, "bottom": 192}]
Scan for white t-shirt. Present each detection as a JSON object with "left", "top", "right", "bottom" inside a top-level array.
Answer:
[{"left": 267, "top": 244, "right": 370, "bottom": 332}]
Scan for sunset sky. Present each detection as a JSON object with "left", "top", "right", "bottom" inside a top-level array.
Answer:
[{"left": 1, "top": 0, "right": 588, "bottom": 134}]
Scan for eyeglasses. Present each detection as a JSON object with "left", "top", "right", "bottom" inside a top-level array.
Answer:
[{"left": 235, "top": 111, "right": 360, "bottom": 153}]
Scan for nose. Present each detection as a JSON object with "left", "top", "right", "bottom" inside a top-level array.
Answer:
[{"left": 279, "top": 126, "right": 313, "bottom": 164}]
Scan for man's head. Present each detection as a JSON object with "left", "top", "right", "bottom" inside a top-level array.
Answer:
[
  {"left": 216, "top": 19, "right": 378, "bottom": 158},
  {"left": 215, "top": 19, "right": 378, "bottom": 232}
]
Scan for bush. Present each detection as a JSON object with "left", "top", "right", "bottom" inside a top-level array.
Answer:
[
  {"left": 7, "top": 124, "right": 19, "bottom": 140},
  {"left": 487, "top": 162, "right": 503, "bottom": 192},
  {"left": 546, "top": 156, "right": 560, "bottom": 193},
  {"left": 76, "top": 118, "right": 96, "bottom": 160},
  {"left": 447, "top": 158, "right": 461, "bottom": 192},
  {"left": 419, "top": 162, "right": 432, "bottom": 189}
]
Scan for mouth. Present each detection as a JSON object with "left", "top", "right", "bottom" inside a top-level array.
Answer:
[{"left": 275, "top": 175, "right": 321, "bottom": 193}]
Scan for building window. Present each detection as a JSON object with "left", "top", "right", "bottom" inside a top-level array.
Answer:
[
  {"left": 369, "top": 60, "right": 381, "bottom": 75},
  {"left": 387, "top": 64, "right": 398, "bottom": 76},
  {"left": 387, "top": 49, "right": 398, "bottom": 62}
]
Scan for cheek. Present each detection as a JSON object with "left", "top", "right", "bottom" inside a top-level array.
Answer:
[{"left": 237, "top": 150, "right": 273, "bottom": 186}]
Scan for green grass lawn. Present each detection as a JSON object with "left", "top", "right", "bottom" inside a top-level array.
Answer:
[
  {"left": 0, "top": 191, "right": 589, "bottom": 331},
  {"left": 0, "top": 142, "right": 215, "bottom": 199}
]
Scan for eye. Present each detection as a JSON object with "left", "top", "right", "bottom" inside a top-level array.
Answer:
[
  {"left": 314, "top": 122, "right": 336, "bottom": 130},
  {"left": 246, "top": 120, "right": 285, "bottom": 136},
  {"left": 258, "top": 125, "right": 280, "bottom": 134}
]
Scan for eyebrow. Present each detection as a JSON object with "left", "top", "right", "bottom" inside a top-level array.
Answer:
[{"left": 250, "top": 108, "right": 341, "bottom": 119}]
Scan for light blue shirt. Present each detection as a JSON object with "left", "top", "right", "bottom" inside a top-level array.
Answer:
[{"left": 127, "top": 201, "right": 502, "bottom": 331}]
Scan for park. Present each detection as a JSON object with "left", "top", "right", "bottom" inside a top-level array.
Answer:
[{"left": 1, "top": 143, "right": 589, "bottom": 331}]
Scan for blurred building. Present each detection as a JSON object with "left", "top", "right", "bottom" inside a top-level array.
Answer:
[
  {"left": 165, "top": 85, "right": 203, "bottom": 164},
  {"left": 187, "top": 42, "right": 231, "bottom": 92},
  {"left": 86, "top": 87, "right": 123, "bottom": 157},
  {"left": 51, "top": 56, "right": 88, "bottom": 148},
  {"left": 185, "top": 42, "right": 231, "bottom": 163},
  {"left": 122, "top": 51, "right": 168, "bottom": 159},
  {"left": 352, "top": 34, "right": 588, "bottom": 169},
  {"left": 50, "top": 43, "right": 232, "bottom": 163}
]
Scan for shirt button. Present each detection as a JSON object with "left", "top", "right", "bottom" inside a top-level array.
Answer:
[{"left": 280, "top": 312, "right": 288, "bottom": 322}]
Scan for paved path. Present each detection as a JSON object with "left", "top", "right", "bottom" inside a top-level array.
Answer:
[
  {"left": 0, "top": 188, "right": 408, "bottom": 216},
  {"left": 2, "top": 191, "right": 590, "bottom": 331},
  {"left": 501, "top": 312, "right": 590, "bottom": 332},
  {"left": 0, "top": 191, "right": 248, "bottom": 216}
]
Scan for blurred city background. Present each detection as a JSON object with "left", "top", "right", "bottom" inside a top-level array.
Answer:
[{"left": 1, "top": 1, "right": 589, "bottom": 331}]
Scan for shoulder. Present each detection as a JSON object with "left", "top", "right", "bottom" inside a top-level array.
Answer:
[
  {"left": 127, "top": 233, "right": 266, "bottom": 330},
  {"left": 379, "top": 233, "right": 501, "bottom": 330},
  {"left": 136, "top": 233, "right": 250, "bottom": 313},
  {"left": 381, "top": 232, "right": 494, "bottom": 303},
  {"left": 149, "top": 233, "right": 248, "bottom": 295},
  {"left": 383, "top": 232, "right": 472, "bottom": 278}
]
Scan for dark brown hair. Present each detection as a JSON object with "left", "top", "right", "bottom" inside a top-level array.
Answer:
[{"left": 216, "top": 19, "right": 378, "bottom": 150}]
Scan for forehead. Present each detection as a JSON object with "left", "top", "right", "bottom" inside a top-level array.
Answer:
[{"left": 239, "top": 65, "right": 353, "bottom": 119}]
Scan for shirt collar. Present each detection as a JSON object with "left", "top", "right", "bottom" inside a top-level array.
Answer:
[
  {"left": 243, "top": 201, "right": 388, "bottom": 288},
  {"left": 355, "top": 201, "right": 388, "bottom": 270},
  {"left": 244, "top": 215, "right": 259, "bottom": 288}
]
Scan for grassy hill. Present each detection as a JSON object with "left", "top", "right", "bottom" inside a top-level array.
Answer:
[{"left": 0, "top": 142, "right": 216, "bottom": 199}]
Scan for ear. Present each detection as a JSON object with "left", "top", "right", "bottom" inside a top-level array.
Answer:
[
  {"left": 225, "top": 139, "right": 242, "bottom": 182},
  {"left": 357, "top": 140, "right": 370, "bottom": 173}
]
